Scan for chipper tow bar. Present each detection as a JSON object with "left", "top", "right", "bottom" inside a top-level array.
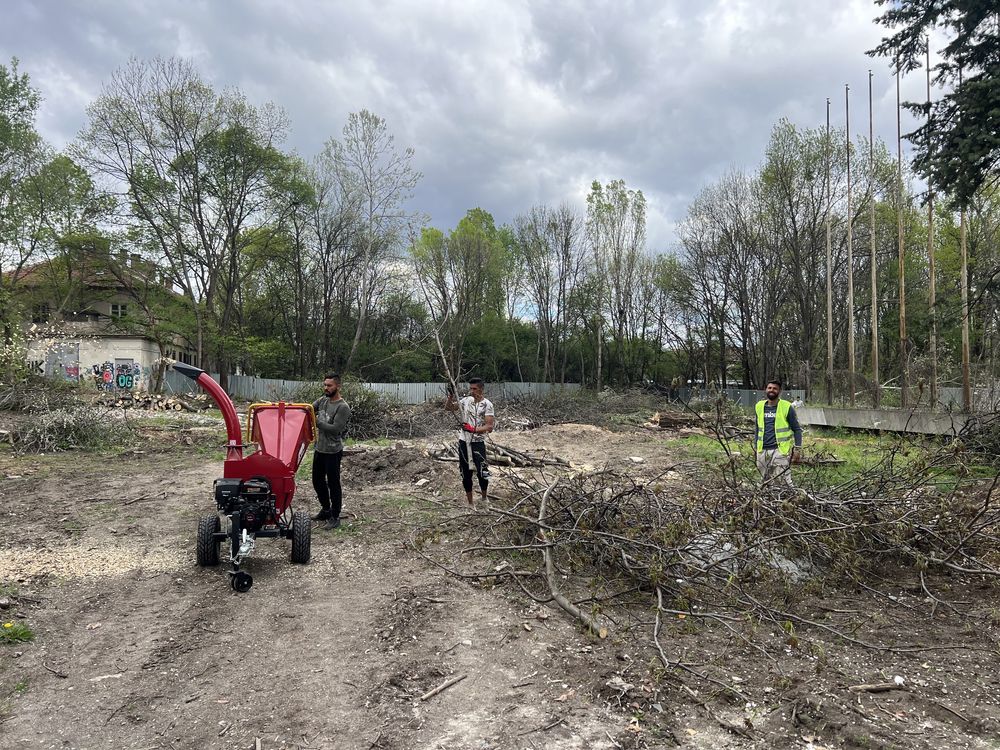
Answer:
[{"left": 174, "top": 363, "right": 317, "bottom": 592}]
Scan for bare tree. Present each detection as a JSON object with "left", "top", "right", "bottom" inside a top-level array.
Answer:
[
  {"left": 323, "top": 110, "right": 420, "bottom": 372},
  {"left": 515, "top": 204, "right": 585, "bottom": 383},
  {"left": 586, "top": 180, "right": 646, "bottom": 386},
  {"left": 75, "top": 57, "right": 290, "bottom": 387}
]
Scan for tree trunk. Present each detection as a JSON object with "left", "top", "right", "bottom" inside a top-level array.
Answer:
[{"left": 344, "top": 272, "right": 369, "bottom": 373}]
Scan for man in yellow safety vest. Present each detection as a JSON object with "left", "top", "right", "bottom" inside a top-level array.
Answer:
[{"left": 754, "top": 380, "right": 803, "bottom": 487}]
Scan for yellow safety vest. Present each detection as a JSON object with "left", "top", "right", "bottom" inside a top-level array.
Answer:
[{"left": 755, "top": 399, "right": 793, "bottom": 455}]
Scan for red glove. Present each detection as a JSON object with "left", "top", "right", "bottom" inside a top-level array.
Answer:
[{"left": 462, "top": 423, "right": 477, "bottom": 434}]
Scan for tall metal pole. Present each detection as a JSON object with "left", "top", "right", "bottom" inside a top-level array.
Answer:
[
  {"left": 826, "top": 98, "right": 834, "bottom": 405},
  {"left": 926, "top": 40, "right": 938, "bottom": 408},
  {"left": 869, "top": 70, "right": 880, "bottom": 408},
  {"left": 846, "top": 84, "right": 856, "bottom": 406},
  {"left": 896, "top": 62, "right": 910, "bottom": 408}
]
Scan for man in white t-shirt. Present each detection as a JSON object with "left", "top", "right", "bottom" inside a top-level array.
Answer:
[{"left": 445, "top": 377, "right": 495, "bottom": 507}]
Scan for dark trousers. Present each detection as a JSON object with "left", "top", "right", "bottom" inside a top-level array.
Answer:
[
  {"left": 312, "top": 450, "right": 343, "bottom": 517},
  {"left": 458, "top": 440, "right": 488, "bottom": 494}
]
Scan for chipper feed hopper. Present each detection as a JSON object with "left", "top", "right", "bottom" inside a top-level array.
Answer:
[{"left": 174, "top": 363, "right": 316, "bottom": 592}]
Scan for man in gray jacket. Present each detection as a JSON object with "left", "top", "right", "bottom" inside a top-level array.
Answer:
[{"left": 312, "top": 373, "right": 352, "bottom": 529}]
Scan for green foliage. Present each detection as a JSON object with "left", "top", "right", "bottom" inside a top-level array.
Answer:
[
  {"left": 869, "top": 0, "right": 1000, "bottom": 206},
  {"left": 338, "top": 377, "right": 399, "bottom": 440},
  {"left": 288, "top": 377, "right": 398, "bottom": 440},
  {"left": 228, "top": 335, "right": 294, "bottom": 380},
  {"left": 0, "top": 298, "right": 27, "bottom": 382},
  {"left": 0, "top": 621, "right": 34, "bottom": 644}
]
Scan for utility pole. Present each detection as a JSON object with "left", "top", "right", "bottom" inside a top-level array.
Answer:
[
  {"left": 926, "top": 40, "right": 938, "bottom": 408},
  {"left": 896, "top": 61, "right": 910, "bottom": 408},
  {"left": 869, "top": 70, "right": 880, "bottom": 408},
  {"left": 960, "top": 65, "right": 972, "bottom": 413},
  {"left": 846, "top": 83, "right": 856, "bottom": 407},
  {"left": 960, "top": 206, "right": 971, "bottom": 412},
  {"left": 826, "top": 97, "right": 834, "bottom": 405}
]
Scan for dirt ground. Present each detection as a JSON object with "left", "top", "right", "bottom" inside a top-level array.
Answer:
[{"left": 1, "top": 416, "right": 998, "bottom": 749}]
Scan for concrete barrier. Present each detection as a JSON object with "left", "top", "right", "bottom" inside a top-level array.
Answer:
[{"left": 796, "top": 407, "right": 969, "bottom": 436}]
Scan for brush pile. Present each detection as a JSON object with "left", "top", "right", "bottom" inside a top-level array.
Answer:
[
  {"left": 98, "top": 392, "right": 210, "bottom": 411},
  {"left": 427, "top": 440, "right": 569, "bottom": 468},
  {"left": 416, "top": 434, "right": 1000, "bottom": 699}
]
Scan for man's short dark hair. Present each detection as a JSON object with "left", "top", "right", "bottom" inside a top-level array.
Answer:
[
  {"left": 766, "top": 379, "right": 782, "bottom": 389},
  {"left": 469, "top": 377, "right": 485, "bottom": 388},
  {"left": 325, "top": 373, "right": 341, "bottom": 383}
]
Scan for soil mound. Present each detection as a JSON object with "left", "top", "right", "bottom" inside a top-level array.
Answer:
[{"left": 345, "top": 443, "right": 450, "bottom": 487}]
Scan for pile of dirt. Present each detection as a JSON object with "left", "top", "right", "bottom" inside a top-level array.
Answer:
[
  {"left": 345, "top": 443, "right": 450, "bottom": 487},
  {"left": 498, "top": 422, "right": 651, "bottom": 468}
]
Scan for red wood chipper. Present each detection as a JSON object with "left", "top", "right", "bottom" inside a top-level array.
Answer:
[{"left": 174, "top": 363, "right": 316, "bottom": 592}]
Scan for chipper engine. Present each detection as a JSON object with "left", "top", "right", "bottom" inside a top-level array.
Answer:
[{"left": 174, "top": 363, "right": 316, "bottom": 592}]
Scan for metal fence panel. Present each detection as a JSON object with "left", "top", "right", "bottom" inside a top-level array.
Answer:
[
  {"left": 674, "top": 387, "right": 804, "bottom": 408},
  {"left": 159, "top": 374, "right": 583, "bottom": 404},
  {"left": 937, "top": 386, "right": 1000, "bottom": 412}
]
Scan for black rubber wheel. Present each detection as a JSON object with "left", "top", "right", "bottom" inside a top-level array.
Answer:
[
  {"left": 196, "top": 515, "right": 220, "bottom": 566},
  {"left": 231, "top": 571, "right": 253, "bottom": 592},
  {"left": 290, "top": 511, "right": 311, "bottom": 564}
]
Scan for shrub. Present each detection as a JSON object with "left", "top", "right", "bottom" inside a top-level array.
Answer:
[
  {"left": 339, "top": 379, "right": 399, "bottom": 440},
  {"left": 289, "top": 377, "right": 398, "bottom": 441}
]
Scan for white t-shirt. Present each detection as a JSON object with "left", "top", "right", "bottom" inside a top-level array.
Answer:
[{"left": 458, "top": 396, "right": 494, "bottom": 443}]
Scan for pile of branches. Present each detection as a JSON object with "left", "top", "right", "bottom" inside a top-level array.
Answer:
[
  {"left": 97, "top": 392, "right": 209, "bottom": 412},
  {"left": 417, "top": 439, "right": 1000, "bottom": 686},
  {"left": 961, "top": 411, "right": 1000, "bottom": 465},
  {"left": 0, "top": 375, "right": 76, "bottom": 413},
  {"left": 491, "top": 389, "right": 662, "bottom": 431},
  {"left": 384, "top": 401, "right": 456, "bottom": 438},
  {"left": 428, "top": 440, "right": 569, "bottom": 468},
  {"left": 0, "top": 377, "right": 137, "bottom": 453},
  {"left": 12, "top": 405, "right": 135, "bottom": 453},
  {"left": 341, "top": 382, "right": 399, "bottom": 440}
]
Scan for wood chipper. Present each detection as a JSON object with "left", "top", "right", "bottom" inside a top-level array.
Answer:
[{"left": 174, "top": 363, "right": 316, "bottom": 592}]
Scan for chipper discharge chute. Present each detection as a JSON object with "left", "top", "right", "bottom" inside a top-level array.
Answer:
[{"left": 174, "top": 363, "right": 317, "bottom": 592}]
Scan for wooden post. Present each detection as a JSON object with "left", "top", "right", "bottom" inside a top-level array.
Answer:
[
  {"left": 926, "top": 40, "right": 938, "bottom": 409},
  {"left": 896, "top": 62, "right": 910, "bottom": 408},
  {"left": 826, "top": 98, "right": 835, "bottom": 405},
  {"left": 869, "top": 70, "right": 880, "bottom": 408},
  {"left": 960, "top": 206, "right": 971, "bottom": 411},
  {"left": 846, "top": 84, "right": 856, "bottom": 407}
]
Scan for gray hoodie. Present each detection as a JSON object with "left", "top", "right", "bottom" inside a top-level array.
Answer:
[{"left": 313, "top": 396, "right": 351, "bottom": 454}]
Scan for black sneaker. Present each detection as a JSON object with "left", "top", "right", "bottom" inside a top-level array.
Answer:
[
  {"left": 325, "top": 516, "right": 341, "bottom": 530},
  {"left": 312, "top": 509, "right": 332, "bottom": 521}
]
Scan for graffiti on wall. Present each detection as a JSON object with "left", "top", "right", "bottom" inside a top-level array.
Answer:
[{"left": 92, "top": 361, "right": 144, "bottom": 391}]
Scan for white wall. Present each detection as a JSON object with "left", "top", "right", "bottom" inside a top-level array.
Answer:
[{"left": 27, "top": 336, "right": 162, "bottom": 389}]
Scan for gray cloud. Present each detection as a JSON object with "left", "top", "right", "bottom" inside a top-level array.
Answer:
[{"left": 1, "top": 0, "right": 931, "bottom": 250}]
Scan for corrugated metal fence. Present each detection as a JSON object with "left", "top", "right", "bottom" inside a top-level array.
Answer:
[
  {"left": 162, "top": 371, "right": 582, "bottom": 404},
  {"left": 674, "top": 387, "right": 805, "bottom": 409}
]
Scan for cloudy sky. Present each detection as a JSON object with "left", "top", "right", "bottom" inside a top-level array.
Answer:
[{"left": 2, "top": 0, "right": 931, "bottom": 250}]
